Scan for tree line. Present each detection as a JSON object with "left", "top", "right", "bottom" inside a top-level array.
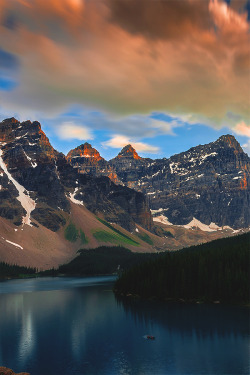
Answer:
[
  {"left": 0, "top": 262, "right": 37, "bottom": 279},
  {"left": 114, "top": 233, "right": 250, "bottom": 304}
]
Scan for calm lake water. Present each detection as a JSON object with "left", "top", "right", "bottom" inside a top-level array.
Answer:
[{"left": 0, "top": 276, "right": 249, "bottom": 375}]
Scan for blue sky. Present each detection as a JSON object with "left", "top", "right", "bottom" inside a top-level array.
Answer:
[{"left": 39, "top": 109, "right": 249, "bottom": 159}]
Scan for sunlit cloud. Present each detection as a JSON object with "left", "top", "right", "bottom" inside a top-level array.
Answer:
[
  {"left": 48, "top": 110, "right": 181, "bottom": 141},
  {"left": 0, "top": 0, "right": 249, "bottom": 135},
  {"left": 233, "top": 121, "right": 250, "bottom": 137},
  {"left": 57, "top": 121, "right": 93, "bottom": 141},
  {"left": 102, "top": 135, "right": 159, "bottom": 154}
]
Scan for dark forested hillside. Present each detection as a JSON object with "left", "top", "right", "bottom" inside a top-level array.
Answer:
[
  {"left": 57, "top": 246, "right": 159, "bottom": 275},
  {"left": 0, "top": 262, "right": 37, "bottom": 279},
  {"left": 114, "top": 233, "right": 250, "bottom": 304}
]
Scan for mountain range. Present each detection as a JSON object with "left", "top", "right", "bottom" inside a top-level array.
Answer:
[
  {"left": 0, "top": 117, "right": 249, "bottom": 269},
  {"left": 67, "top": 134, "right": 249, "bottom": 229}
]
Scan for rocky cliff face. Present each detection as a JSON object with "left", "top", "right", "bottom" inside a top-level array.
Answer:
[
  {"left": 66, "top": 142, "right": 122, "bottom": 184},
  {"left": 0, "top": 118, "right": 69, "bottom": 230},
  {"left": 66, "top": 142, "right": 108, "bottom": 174},
  {"left": 0, "top": 118, "right": 153, "bottom": 233},
  {"left": 108, "top": 145, "right": 149, "bottom": 188},
  {"left": 145, "top": 135, "right": 250, "bottom": 229},
  {"left": 68, "top": 135, "right": 250, "bottom": 229}
]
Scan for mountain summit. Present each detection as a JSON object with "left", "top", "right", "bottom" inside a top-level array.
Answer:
[
  {"left": 67, "top": 142, "right": 104, "bottom": 162},
  {"left": 217, "top": 134, "right": 243, "bottom": 152},
  {"left": 116, "top": 144, "right": 141, "bottom": 160}
]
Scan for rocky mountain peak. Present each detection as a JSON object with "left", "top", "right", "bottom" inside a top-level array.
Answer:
[
  {"left": 0, "top": 118, "right": 57, "bottom": 165},
  {"left": 117, "top": 144, "right": 141, "bottom": 160},
  {"left": 216, "top": 134, "right": 243, "bottom": 153},
  {"left": 67, "top": 142, "right": 104, "bottom": 162}
]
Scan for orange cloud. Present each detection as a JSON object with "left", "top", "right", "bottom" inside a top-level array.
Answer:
[
  {"left": 0, "top": 0, "right": 249, "bottom": 133},
  {"left": 234, "top": 122, "right": 250, "bottom": 137}
]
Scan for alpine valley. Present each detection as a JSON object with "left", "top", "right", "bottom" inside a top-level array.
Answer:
[{"left": 0, "top": 118, "right": 249, "bottom": 269}]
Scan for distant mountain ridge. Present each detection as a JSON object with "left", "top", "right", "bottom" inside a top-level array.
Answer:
[{"left": 67, "top": 134, "right": 250, "bottom": 229}]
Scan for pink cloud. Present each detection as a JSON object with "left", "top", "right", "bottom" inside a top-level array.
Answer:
[
  {"left": 0, "top": 0, "right": 249, "bottom": 133},
  {"left": 234, "top": 122, "right": 250, "bottom": 137}
]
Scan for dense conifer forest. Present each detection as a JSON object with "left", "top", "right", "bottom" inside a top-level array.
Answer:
[
  {"left": 0, "top": 262, "right": 37, "bottom": 279},
  {"left": 57, "top": 246, "right": 159, "bottom": 275},
  {"left": 0, "top": 246, "right": 159, "bottom": 279},
  {"left": 114, "top": 233, "right": 250, "bottom": 304}
]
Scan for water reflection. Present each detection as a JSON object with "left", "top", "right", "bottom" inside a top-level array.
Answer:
[
  {"left": 0, "top": 277, "right": 249, "bottom": 375},
  {"left": 115, "top": 295, "right": 249, "bottom": 338}
]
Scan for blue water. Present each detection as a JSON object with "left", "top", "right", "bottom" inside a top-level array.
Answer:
[{"left": 0, "top": 276, "right": 249, "bottom": 375}]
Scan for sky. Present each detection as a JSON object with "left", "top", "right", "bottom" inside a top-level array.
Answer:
[{"left": 0, "top": 0, "right": 249, "bottom": 159}]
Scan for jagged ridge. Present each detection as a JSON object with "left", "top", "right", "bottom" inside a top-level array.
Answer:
[{"left": 67, "top": 134, "right": 250, "bottom": 229}]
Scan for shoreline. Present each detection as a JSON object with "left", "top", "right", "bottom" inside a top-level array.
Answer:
[
  {"left": 114, "top": 290, "right": 250, "bottom": 307},
  {"left": 0, "top": 272, "right": 117, "bottom": 282}
]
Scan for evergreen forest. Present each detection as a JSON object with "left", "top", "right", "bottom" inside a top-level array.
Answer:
[
  {"left": 114, "top": 233, "right": 250, "bottom": 304},
  {"left": 0, "top": 262, "right": 37, "bottom": 280}
]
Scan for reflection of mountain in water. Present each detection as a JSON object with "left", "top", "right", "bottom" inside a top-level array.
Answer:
[{"left": 115, "top": 296, "right": 249, "bottom": 338}]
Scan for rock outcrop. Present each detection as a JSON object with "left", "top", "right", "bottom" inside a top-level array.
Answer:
[{"left": 0, "top": 367, "right": 29, "bottom": 375}]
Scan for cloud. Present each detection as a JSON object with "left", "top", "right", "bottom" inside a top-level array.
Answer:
[
  {"left": 209, "top": 0, "right": 248, "bottom": 35},
  {"left": 57, "top": 121, "right": 93, "bottom": 140},
  {"left": 108, "top": 0, "right": 211, "bottom": 41},
  {"left": 0, "top": 48, "right": 19, "bottom": 69},
  {"left": 242, "top": 140, "right": 250, "bottom": 155},
  {"left": 233, "top": 121, "right": 250, "bottom": 137},
  {"left": 0, "top": 0, "right": 249, "bottom": 134},
  {"left": 48, "top": 110, "right": 181, "bottom": 140},
  {"left": 102, "top": 135, "right": 159, "bottom": 154}
]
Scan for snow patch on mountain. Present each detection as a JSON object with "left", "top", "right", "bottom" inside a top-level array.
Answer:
[
  {"left": 69, "top": 188, "right": 84, "bottom": 206},
  {"left": 71, "top": 155, "right": 94, "bottom": 158},
  {"left": 183, "top": 218, "right": 222, "bottom": 232},
  {"left": 151, "top": 208, "right": 165, "bottom": 214},
  {"left": 153, "top": 215, "right": 173, "bottom": 225},
  {"left": 23, "top": 150, "right": 37, "bottom": 168},
  {"left": 153, "top": 214, "right": 238, "bottom": 233},
  {"left": 5, "top": 239, "right": 23, "bottom": 249},
  {"left": 0, "top": 149, "right": 36, "bottom": 226}
]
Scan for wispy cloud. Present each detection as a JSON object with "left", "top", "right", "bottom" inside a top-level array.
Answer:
[
  {"left": 57, "top": 121, "right": 93, "bottom": 141},
  {"left": 102, "top": 135, "right": 159, "bottom": 154},
  {"left": 47, "top": 110, "right": 182, "bottom": 140},
  {"left": 233, "top": 121, "right": 250, "bottom": 137}
]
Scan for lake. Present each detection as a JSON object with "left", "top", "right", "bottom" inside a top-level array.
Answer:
[{"left": 0, "top": 276, "right": 249, "bottom": 375}]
